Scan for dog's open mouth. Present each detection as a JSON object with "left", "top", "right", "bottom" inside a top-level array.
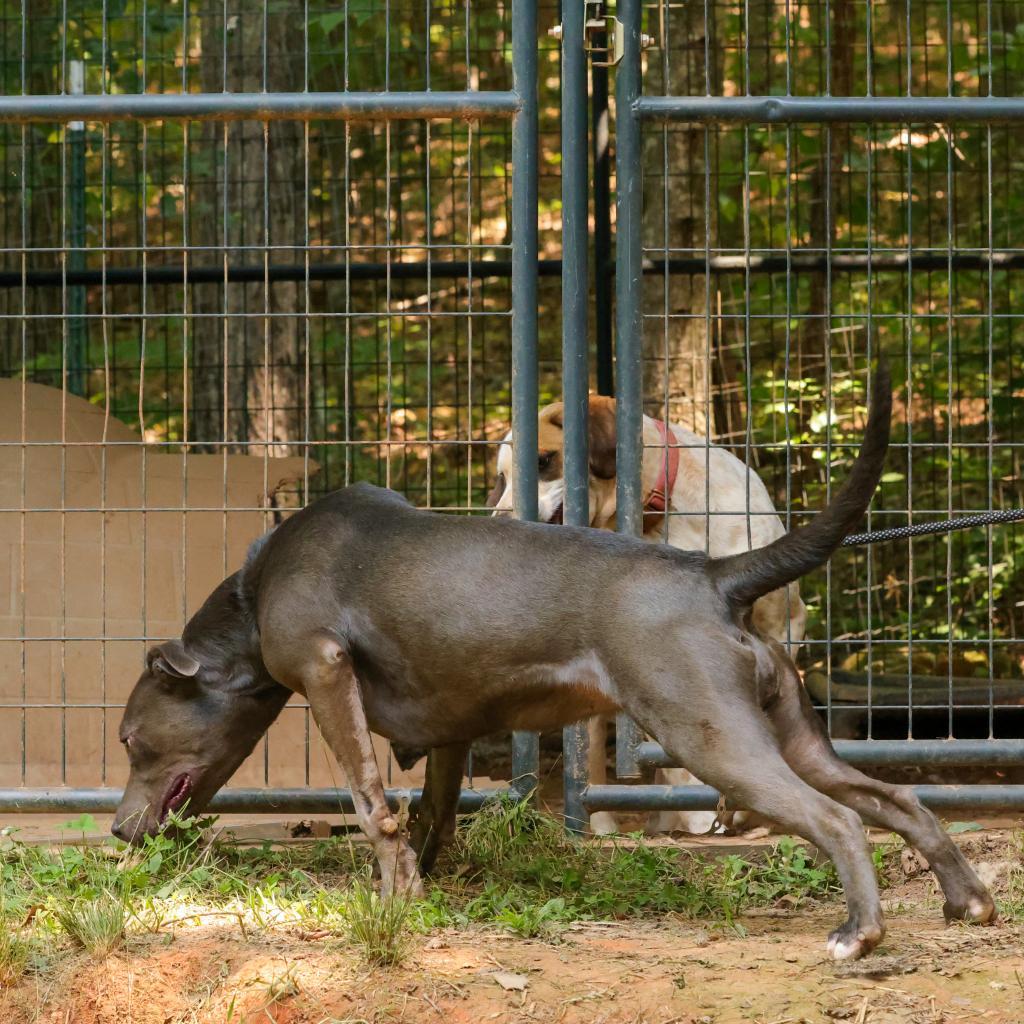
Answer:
[{"left": 160, "top": 772, "right": 193, "bottom": 822}]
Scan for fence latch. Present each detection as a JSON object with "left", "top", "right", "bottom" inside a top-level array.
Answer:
[
  {"left": 542, "top": 1, "right": 651, "bottom": 67},
  {"left": 583, "top": 10, "right": 625, "bottom": 68}
]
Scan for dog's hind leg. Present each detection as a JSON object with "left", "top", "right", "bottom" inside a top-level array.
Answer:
[
  {"left": 411, "top": 742, "right": 469, "bottom": 874},
  {"left": 636, "top": 692, "right": 885, "bottom": 959},
  {"left": 768, "top": 665, "right": 996, "bottom": 926},
  {"left": 271, "top": 636, "right": 422, "bottom": 897}
]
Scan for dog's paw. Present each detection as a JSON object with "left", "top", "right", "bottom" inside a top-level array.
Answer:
[
  {"left": 589, "top": 811, "right": 620, "bottom": 836},
  {"left": 826, "top": 919, "right": 884, "bottom": 961},
  {"left": 943, "top": 893, "right": 997, "bottom": 926}
]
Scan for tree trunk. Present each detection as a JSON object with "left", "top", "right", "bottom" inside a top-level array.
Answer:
[
  {"left": 803, "top": 0, "right": 854, "bottom": 367},
  {"left": 191, "top": 1, "right": 305, "bottom": 455},
  {"left": 640, "top": 5, "right": 718, "bottom": 434}
]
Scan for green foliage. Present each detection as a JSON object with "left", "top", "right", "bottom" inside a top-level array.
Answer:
[
  {"left": 1001, "top": 833, "right": 1024, "bottom": 922},
  {"left": 450, "top": 795, "right": 841, "bottom": 934},
  {"left": 0, "top": 901, "right": 29, "bottom": 988},
  {"left": 2, "top": 1, "right": 1023, "bottom": 669},
  {"left": 0, "top": 800, "right": 862, "bottom": 970},
  {"left": 715, "top": 837, "right": 841, "bottom": 911},
  {"left": 344, "top": 872, "right": 413, "bottom": 966},
  {"left": 49, "top": 891, "right": 126, "bottom": 957}
]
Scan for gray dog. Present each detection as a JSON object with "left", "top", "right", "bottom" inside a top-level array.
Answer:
[{"left": 112, "top": 363, "right": 996, "bottom": 959}]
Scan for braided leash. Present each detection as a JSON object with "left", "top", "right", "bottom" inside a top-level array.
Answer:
[{"left": 842, "top": 507, "right": 1024, "bottom": 548}]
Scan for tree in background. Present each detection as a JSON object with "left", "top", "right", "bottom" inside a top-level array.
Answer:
[{"left": 191, "top": 0, "right": 306, "bottom": 456}]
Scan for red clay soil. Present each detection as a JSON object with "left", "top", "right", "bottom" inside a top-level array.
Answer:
[{"left": 5, "top": 832, "right": 1023, "bottom": 1024}]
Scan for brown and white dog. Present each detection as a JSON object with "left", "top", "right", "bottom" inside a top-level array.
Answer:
[{"left": 488, "top": 395, "right": 807, "bottom": 835}]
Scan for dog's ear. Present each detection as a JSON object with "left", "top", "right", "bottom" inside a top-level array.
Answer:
[
  {"left": 148, "top": 639, "right": 201, "bottom": 680},
  {"left": 588, "top": 395, "right": 617, "bottom": 479}
]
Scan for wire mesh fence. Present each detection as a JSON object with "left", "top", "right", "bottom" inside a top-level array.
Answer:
[
  {"left": 0, "top": 0, "right": 1022, "bottom": 816},
  {"left": 0, "top": 0, "right": 555, "bottom": 803},
  {"left": 633, "top": 0, "right": 1024, "bottom": 752}
]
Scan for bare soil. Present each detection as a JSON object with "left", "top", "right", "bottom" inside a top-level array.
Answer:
[{"left": 5, "top": 834, "right": 1022, "bottom": 1024}]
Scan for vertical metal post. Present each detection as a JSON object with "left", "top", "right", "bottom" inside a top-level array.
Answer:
[
  {"left": 591, "top": 28, "right": 614, "bottom": 397},
  {"left": 67, "top": 59, "right": 86, "bottom": 397},
  {"left": 510, "top": 0, "right": 541, "bottom": 800},
  {"left": 561, "top": 0, "right": 591, "bottom": 834},
  {"left": 613, "top": 0, "right": 645, "bottom": 780}
]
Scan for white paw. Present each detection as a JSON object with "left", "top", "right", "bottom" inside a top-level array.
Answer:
[
  {"left": 589, "top": 811, "right": 620, "bottom": 835},
  {"left": 826, "top": 934, "right": 864, "bottom": 961},
  {"left": 968, "top": 896, "right": 996, "bottom": 923}
]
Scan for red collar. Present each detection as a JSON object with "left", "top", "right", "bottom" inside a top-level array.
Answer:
[{"left": 643, "top": 418, "right": 680, "bottom": 522}]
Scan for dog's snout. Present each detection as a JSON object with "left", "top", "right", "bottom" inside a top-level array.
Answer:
[{"left": 111, "top": 808, "right": 147, "bottom": 844}]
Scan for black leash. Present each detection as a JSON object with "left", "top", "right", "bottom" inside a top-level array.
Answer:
[{"left": 842, "top": 507, "right": 1024, "bottom": 548}]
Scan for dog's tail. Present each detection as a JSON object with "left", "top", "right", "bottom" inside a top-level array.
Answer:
[{"left": 710, "top": 358, "right": 891, "bottom": 610}]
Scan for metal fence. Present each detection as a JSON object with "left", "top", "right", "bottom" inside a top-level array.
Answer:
[
  {"left": 570, "top": 0, "right": 1024, "bottom": 825},
  {"left": 0, "top": 0, "right": 1023, "bottom": 822},
  {"left": 0, "top": 0, "right": 547, "bottom": 814}
]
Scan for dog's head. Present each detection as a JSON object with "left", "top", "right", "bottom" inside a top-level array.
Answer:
[
  {"left": 111, "top": 636, "right": 290, "bottom": 844},
  {"left": 487, "top": 395, "right": 618, "bottom": 525}
]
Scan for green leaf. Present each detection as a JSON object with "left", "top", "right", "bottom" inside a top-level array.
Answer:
[{"left": 316, "top": 12, "right": 346, "bottom": 34}]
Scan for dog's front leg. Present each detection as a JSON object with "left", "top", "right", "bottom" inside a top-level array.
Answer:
[{"left": 298, "top": 639, "right": 422, "bottom": 897}]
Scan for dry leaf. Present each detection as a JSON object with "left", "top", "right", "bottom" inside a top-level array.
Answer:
[{"left": 492, "top": 971, "right": 529, "bottom": 992}]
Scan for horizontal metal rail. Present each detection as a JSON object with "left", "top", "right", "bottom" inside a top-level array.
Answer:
[
  {"left": 585, "top": 784, "right": 1024, "bottom": 813},
  {"left": 0, "top": 787, "right": 498, "bottom": 814},
  {"left": 3, "top": 780, "right": 1020, "bottom": 817},
  {"left": 0, "top": 260, "right": 558, "bottom": 289},
  {"left": 4, "top": 251, "right": 1024, "bottom": 290},
  {"left": 0, "top": 91, "right": 519, "bottom": 124},
  {"left": 636, "top": 95, "right": 1024, "bottom": 124},
  {"left": 635, "top": 739, "right": 1024, "bottom": 770}
]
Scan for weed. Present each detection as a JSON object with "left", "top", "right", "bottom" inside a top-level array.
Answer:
[
  {"left": 344, "top": 873, "right": 412, "bottom": 967},
  {"left": 1002, "top": 832, "right": 1024, "bottom": 920},
  {"left": 458, "top": 793, "right": 574, "bottom": 872},
  {"left": 464, "top": 884, "right": 568, "bottom": 938},
  {"left": 49, "top": 890, "right": 126, "bottom": 957},
  {"left": 0, "top": 902, "right": 29, "bottom": 987},
  {"left": 0, "top": 796, "right": 875, "bottom": 968},
  {"left": 451, "top": 795, "right": 845, "bottom": 931}
]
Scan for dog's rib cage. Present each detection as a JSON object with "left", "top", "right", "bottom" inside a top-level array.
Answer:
[{"left": 0, "top": 0, "right": 1021, "bottom": 819}]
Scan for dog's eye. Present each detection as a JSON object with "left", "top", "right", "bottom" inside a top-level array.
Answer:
[{"left": 538, "top": 452, "right": 554, "bottom": 472}]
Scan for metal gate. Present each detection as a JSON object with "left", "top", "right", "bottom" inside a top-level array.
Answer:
[
  {"left": 558, "top": 0, "right": 1024, "bottom": 827},
  {"left": 0, "top": 0, "right": 543, "bottom": 816}
]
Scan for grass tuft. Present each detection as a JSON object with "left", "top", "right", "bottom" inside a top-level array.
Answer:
[
  {"left": 449, "top": 794, "right": 842, "bottom": 934},
  {"left": 50, "top": 890, "right": 126, "bottom": 957},
  {"left": 1003, "top": 833, "right": 1024, "bottom": 920},
  {"left": 344, "top": 874, "right": 413, "bottom": 967},
  {"left": 0, "top": 906, "right": 29, "bottom": 987}
]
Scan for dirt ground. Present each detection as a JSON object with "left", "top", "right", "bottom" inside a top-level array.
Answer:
[{"left": 5, "top": 833, "right": 1022, "bottom": 1024}]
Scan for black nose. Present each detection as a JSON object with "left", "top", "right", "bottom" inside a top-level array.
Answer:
[{"left": 111, "top": 820, "right": 130, "bottom": 842}]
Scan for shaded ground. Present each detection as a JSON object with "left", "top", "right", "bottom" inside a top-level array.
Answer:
[{"left": 3, "top": 829, "right": 1022, "bottom": 1024}]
